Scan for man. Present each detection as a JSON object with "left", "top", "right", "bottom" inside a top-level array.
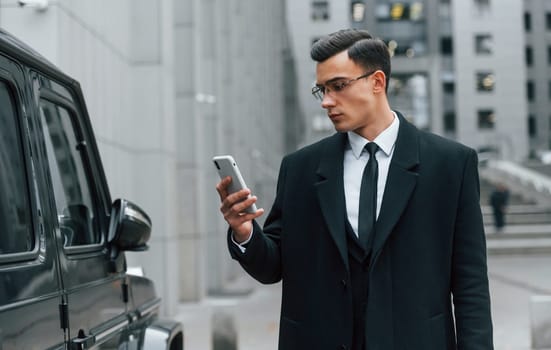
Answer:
[
  {"left": 216, "top": 29, "right": 493, "bottom": 349},
  {"left": 490, "top": 182, "right": 509, "bottom": 233}
]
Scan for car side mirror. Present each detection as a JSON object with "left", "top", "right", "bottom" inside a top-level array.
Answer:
[{"left": 108, "top": 199, "right": 151, "bottom": 251}]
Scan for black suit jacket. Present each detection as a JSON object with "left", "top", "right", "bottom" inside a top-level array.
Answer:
[{"left": 228, "top": 112, "right": 493, "bottom": 349}]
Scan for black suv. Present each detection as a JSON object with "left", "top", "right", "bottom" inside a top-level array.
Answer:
[{"left": 0, "top": 29, "right": 183, "bottom": 349}]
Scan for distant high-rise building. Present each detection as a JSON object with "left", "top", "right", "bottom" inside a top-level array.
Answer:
[{"left": 287, "top": 0, "right": 535, "bottom": 161}]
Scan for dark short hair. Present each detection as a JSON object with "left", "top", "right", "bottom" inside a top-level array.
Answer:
[{"left": 311, "top": 29, "right": 391, "bottom": 92}]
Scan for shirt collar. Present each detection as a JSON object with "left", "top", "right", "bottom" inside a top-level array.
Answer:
[{"left": 347, "top": 111, "right": 400, "bottom": 159}]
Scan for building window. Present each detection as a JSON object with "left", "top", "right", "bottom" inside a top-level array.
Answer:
[
  {"left": 444, "top": 112, "right": 456, "bottom": 132},
  {"left": 474, "top": 0, "right": 490, "bottom": 15},
  {"left": 440, "top": 37, "right": 453, "bottom": 55},
  {"left": 376, "top": 2, "right": 424, "bottom": 21},
  {"left": 312, "top": 1, "right": 329, "bottom": 21},
  {"left": 527, "top": 81, "right": 535, "bottom": 101},
  {"left": 548, "top": 46, "right": 551, "bottom": 64},
  {"left": 443, "top": 82, "right": 455, "bottom": 94},
  {"left": 478, "top": 109, "right": 495, "bottom": 129},
  {"left": 475, "top": 34, "right": 493, "bottom": 55},
  {"left": 477, "top": 72, "right": 495, "bottom": 92},
  {"left": 351, "top": 2, "right": 366, "bottom": 22},
  {"left": 549, "top": 81, "right": 551, "bottom": 99},
  {"left": 546, "top": 13, "right": 551, "bottom": 31},
  {"left": 388, "top": 74, "right": 430, "bottom": 129},
  {"left": 377, "top": 1, "right": 427, "bottom": 58},
  {"left": 525, "top": 12, "right": 532, "bottom": 32},
  {"left": 526, "top": 46, "right": 533, "bottom": 66},
  {"left": 528, "top": 115, "right": 537, "bottom": 137}
]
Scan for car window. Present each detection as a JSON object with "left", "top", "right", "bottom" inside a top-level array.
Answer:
[
  {"left": 39, "top": 99, "right": 99, "bottom": 247},
  {"left": 0, "top": 80, "right": 34, "bottom": 254}
]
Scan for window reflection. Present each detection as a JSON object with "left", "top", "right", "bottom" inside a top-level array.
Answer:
[
  {"left": 388, "top": 73, "right": 429, "bottom": 129},
  {"left": 475, "top": 34, "right": 493, "bottom": 55},
  {"left": 377, "top": 1, "right": 427, "bottom": 57},
  {"left": 478, "top": 109, "right": 495, "bottom": 129},
  {"left": 39, "top": 100, "right": 99, "bottom": 247},
  {"left": 0, "top": 81, "right": 34, "bottom": 255},
  {"left": 477, "top": 72, "right": 495, "bottom": 92},
  {"left": 311, "top": 1, "right": 329, "bottom": 21}
]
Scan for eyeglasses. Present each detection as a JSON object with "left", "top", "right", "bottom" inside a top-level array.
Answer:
[{"left": 312, "top": 70, "right": 376, "bottom": 101}]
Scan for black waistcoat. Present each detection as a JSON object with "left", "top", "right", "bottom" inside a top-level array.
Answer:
[{"left": 345, "top": 220, "right": 372, "bottom": 350}]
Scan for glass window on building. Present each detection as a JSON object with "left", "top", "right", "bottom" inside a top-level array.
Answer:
[
  {"left": 528, "top": 114, "right": 537, "bottom": 137},
  {"left": 546, "top": 13, "right": 551, "bottom": 31},
  {"left": 474, "top": 0, "right": 490, "bottom": 15},
  {"left": 475, "top": 34, "right": 493, "bottom": 55},
  {"left": 440, "top": 37, "right": 453, "bottom": 55},
  {"left": 478, "top": 109, "right": 495, "bottom": 129},
  {"left": 376, "top": 2, "right": 425, "bottom": 21},
  {"left": 443, "top": 112, "right": 455, "bottom": 132},
  {"left": 388, "top": 73, "right": 430, "bottom": 129},
  {"left": 351, "top": 1, "right": 366, "bottom": 22},
  {"left": 475, "top": 0, "right": 490, "bottom": 5},
  {"left": 311, "top": 1, "right": 329, "bottom": 21},
  {"left": 527, "top": 81, "right": 535, "bottom": 101},
  {"left": 526, "top": 46, "right": 533, "bottom": 66},
  {"left": 525, "top": 12, "right": 532, "bottom": 32},
  {"left": 443, "top": 81, "right": 455, "bottom": 94},
  {"left": 376, "top": 1, "right": 427, "bottom": 57},
  {"left": 477, "top": 72, "right": 495, "bottom": 92},
  {"left": 548, "top": 46, "right": 551, "bottom": 64}
]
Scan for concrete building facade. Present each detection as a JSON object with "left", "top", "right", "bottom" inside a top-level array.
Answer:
[{"left": 0, "top": 0, "right": 299, "bottom": 315}]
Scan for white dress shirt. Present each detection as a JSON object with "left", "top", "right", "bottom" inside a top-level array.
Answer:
[{"left": 344, "top": 113, "right": 399, "bottom": 237}]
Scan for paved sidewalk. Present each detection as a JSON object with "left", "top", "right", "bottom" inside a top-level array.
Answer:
[
  {"left": 489, "top": 254, "right": 551, "bottom": 350},
  {"left": 175, "top": 254, "right": 551, "bottom": 350},
  {"left": 175, "top": 278, "right": 280, "bottom": 350}
]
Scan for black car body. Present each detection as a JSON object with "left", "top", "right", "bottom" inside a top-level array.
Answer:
[{"left": 0, "top": 28, "right": 183, "bottom": 350}]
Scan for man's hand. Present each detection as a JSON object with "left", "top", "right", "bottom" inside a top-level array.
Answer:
[{"left": 216, "top": 176, "right": 264, "bottom": 243}]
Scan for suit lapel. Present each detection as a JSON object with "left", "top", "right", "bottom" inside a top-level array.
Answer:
[
  {"left": 371, "top": 112, "right": 420, "bottom": 262},
  {"left": 315, "top": 133, "right": 349, "bottom": 271}
]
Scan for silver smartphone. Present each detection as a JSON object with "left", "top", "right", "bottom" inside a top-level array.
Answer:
[{"left": 212, "top": 155, "right": 258, "bottom": 214}]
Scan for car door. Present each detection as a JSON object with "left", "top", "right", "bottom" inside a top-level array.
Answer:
[
  {"left": 33, "top": 73, "right": 134, "bottom": 349},
  {"left": 0, "top": 56, "right": 66, "bottom": 350}
]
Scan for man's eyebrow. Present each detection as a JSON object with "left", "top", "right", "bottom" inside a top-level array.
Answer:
[{"left": 316, "top": 76, "right": 347, "bottom": 86}]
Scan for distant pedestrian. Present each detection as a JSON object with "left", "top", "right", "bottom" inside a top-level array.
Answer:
[{"left": 490, "top": 183, "right": 509, "bottom": 233}]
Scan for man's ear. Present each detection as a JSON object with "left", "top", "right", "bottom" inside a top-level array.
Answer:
[{"left": 372, "top": 70, "right": 387, "bottom": 94}]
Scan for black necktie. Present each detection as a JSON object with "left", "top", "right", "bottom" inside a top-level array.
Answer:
[{"left": 358, "top": 142, "right": 379, "bottom": 251}]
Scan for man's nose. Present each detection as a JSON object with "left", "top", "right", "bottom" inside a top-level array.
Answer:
[{"left": 321, "top": 93, "right": 335, "bottom": 109}]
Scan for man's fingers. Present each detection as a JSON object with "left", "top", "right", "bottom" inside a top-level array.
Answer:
[
  {"left": 221, "top": 188, "right": 251, "bottom": 211},
  {"left": 215, "top": 176, "right": 232, "bottom": 200},
  {"left": 230, "top": 195, "right": 257, "bottom": 214},
  {"left": 215, "top": 177, "right": 264, "bottom": 232},
  {"left": 221, "top": 194, "right": 263, "bottom": 221},
  {"left": 224, "top": 207, "right": 265, "bottom": 228}
]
